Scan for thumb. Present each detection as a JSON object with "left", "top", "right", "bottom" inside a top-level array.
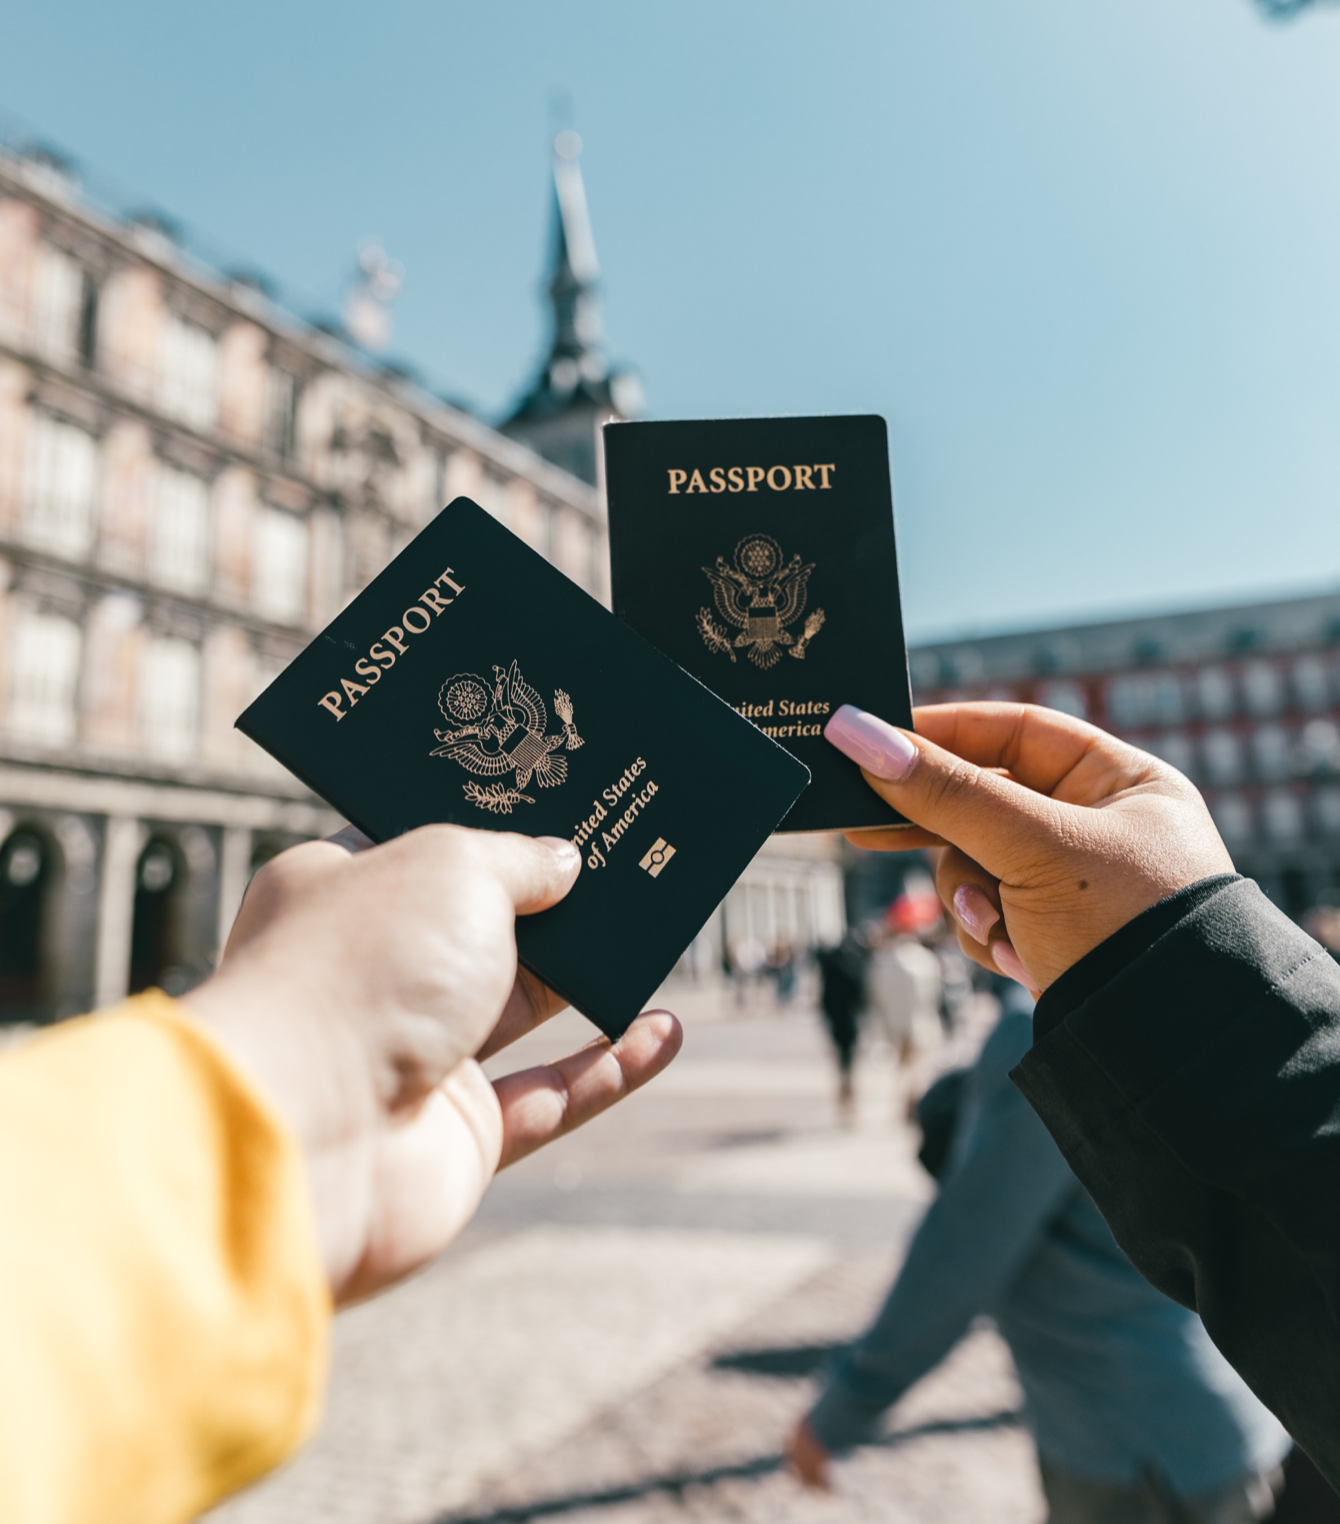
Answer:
[
  {"left": 824, "top": 704, "right": 1065, "bottom": 880},
  {"left": 391, "top": 825, "right": 583, "bottom": 917},
  {"left": 471, "top": 830, "right": 584, "bottom": 916}
]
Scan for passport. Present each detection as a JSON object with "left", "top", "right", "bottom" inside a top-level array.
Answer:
[
  {"left": 236, "top": 496, "right": 809, "bottom": 1039},
  {"left": 603, "top": 414, "right": 914, "bottom": 833}
]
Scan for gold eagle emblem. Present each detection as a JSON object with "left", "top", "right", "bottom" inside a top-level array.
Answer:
[
  {"left": 698, "top": 533, "right": 825, "bottom": 669},
  {"left": 430, "top": 659, "right": 583, "bottom": 814}
]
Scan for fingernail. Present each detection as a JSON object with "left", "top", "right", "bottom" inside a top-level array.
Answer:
[
  {"left": 537, "top": 836, "right": 581, "bottom": 869},
  {"left": 952, "top": 884, "right": 1000, "bottom": 945},
  {"left": 824, "top": 705, "right": 917, "bottom": 782},
  {"left": 991, "top": 939, "right": 1033, "bottom": 989},
  {"left": 326, "top": 824, "right": 374, "bottom": 855}
]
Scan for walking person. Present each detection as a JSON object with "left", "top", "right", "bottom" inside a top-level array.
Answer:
[
  {"left": 814, "top": 928, "right": 869, "bottom": 1121},
  {"left": 865, "top": 923, "right": 943, "bottom": 1065},
  {"left": 787, "top": 980, "right": 1291, "bottom": 1520}
]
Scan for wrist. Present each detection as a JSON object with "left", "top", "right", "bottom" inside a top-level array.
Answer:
[
  {"left": 184, "top": 966, "right": 381, "bottom": 1290},
  {"left": 1031, "top": 874, "right": 1241, "bottom": 1042}
]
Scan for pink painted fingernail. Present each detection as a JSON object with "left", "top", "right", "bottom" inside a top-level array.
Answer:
[
  {"left": 824, "top": 705, "right": 917, "bottom": 782},
  {"left": 952, "top": 884, "right": 1000, "bottom": 945},
  {"left": 992, "top": 939, "right": 1034, "bottom": 990}
]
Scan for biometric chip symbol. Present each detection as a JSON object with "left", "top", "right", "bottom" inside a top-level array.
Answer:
[{"left": 639, "top": 838, "right": 676, "bottom": 878}]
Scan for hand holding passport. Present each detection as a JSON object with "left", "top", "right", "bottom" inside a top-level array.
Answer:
[
  {"left": 188, "top": 821, "right": 682, "bottom": 1301},
  {"left": 227, "top": 410, "right": 912, "bottom": 1283},
  {"left": 238, "top": 492, "right": 813, "bottom": 1038},
  {"left": 237, "top": 413, "right": 912, "bottom": 1038}
]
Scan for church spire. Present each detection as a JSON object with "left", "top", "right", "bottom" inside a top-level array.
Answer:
[
  {"left": 502, "top": 131, "right": 641, "bottom": 486},
  {"left": 544, "top": 128, "right": 606, "bottom": 392}
]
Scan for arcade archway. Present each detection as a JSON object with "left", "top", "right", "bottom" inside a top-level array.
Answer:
[
  {"left": 0, "top": 827, "right": 57, "bottom": 1023},
  {"left": 129, "top": 836, "right": 191, "bottom": 995}
]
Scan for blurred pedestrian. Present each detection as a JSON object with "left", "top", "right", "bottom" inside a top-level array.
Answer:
[
  {"left": 930, "top": 922, "right": 975, "bottom": 1031},
  {"left": 767, "top": 939, "right": 798, "bottom": 1005},
  {"left": 786, "top": 984, "right": 1291, "bottom": 1521},
  {"left": 814, "top": 928, "right": 869, "bottom": 1121},
  {"left": 729, "top": 934, "right": 767, "bottom": 1007},
  {"left": 865, "top": 924, "right": 942, "bottom": 1064}
]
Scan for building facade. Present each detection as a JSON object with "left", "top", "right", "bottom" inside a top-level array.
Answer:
[
  {"left": 909, "top": 591, "right": 1340, "bottom": 919},
  {"left": 0, "top": 143, "right": 609, "bottom": 1023}
]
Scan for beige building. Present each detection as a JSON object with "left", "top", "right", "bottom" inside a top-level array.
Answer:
[
  {"left": 0, "top": 129, "right": 846, "bottom": 1026},
  {"left": 0, "top": 143, "right": 608, "bottom": 1022}
]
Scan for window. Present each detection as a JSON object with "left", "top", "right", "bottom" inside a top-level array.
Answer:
[
  {"left": 479, "top": 474, "right": 513, "bottom": 527},
  {"left": 1197, "top": 666, "right": 1236, "bottom": 721},
  {"left": 149, "top": 464, "right": 210, "bottom": 593},
  {"left": 78, "top": 276, "right": 98, "bottom": 368},
  {"left": 29, "top": 243, "right": 84, "bottom": 365},
  {"left": 1294, "top": 655, "right": 1332, "bottom": 712},
  {"left": 263, "top": 366, "right": 297, "bottom": 460},
  {"left": 252, "top": 507, "right": 308, "bottom": 625},
  {"left": 1148, "top": 732, "right": 1194, "bottom": 775},
  {"left": 21, "top": 414, "right": 98, "bottom": 559},
  {"left": 1251, "top": 724, "right": 1292, "bottom": 782},
  {"left": 1301, "top": 719, "right": 1340, "bottom": 776},
  {"left": 7, "top": 609, "right": 81, "bottom": 744},
  {"left": 1210, "top": 792, "right": 1253, "bottom": 845},
  {"left": 1109, "top": 673, "right": 1186, "bottom": 728},
  {"left": 157, "top": 314, "right": 218, "bottom": 430},
  {"left": 552, "top": 507, "right": 595, "bottom": 591},
  {"left": 909, "top": 651, "right": 941, "bottom": 692},
  {"left": 1152, "top": 675, "right": 1185, "bottom": 723},
  {"left": 1106, "top": 676, "right": 1148, "bottom": 727},
  {"left": 947, "top": 646, "right": 985, "bottom": 684},
  {"left": 138, "top": 636, "right": 200, "bottom": 760},
  {"left": 1262, "top": 789, "right": 1304, "bottom": 845},
  {"left": 1202, "top": 729, "right": 1244, "bottom": 786},
  {"left": 1315, "top": 787, "right": 1340, "bottom": 836},
  {"left": 432, "top": 450, "right": 448, "bottom": 512},
  {"left": 1242, "top": 660, "right": 1284, "bottom": 718},
  {"left": 1038, "top": 681, "right": 1087, "bottom": 720}
]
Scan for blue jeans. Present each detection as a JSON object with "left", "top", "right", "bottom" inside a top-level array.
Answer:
[{"left": 1040, "top": 1461, "right": 1280, "bottom": 1524}]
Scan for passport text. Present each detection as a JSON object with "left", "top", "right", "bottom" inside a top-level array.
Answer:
[
  {"left": 317, "top": 567, "right": 466, "bottom": 720},
  {"left": 667, "top": 464, "right": 835, "bottom": 494}
]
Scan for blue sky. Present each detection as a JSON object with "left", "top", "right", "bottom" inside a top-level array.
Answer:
[{"left": 2, "top": 1, "right": 1338, "bottom": 641}]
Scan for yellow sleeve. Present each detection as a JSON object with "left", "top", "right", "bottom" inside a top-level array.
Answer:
[{"left": 0, "top": 990, "right": 331, "bottom": 1524}]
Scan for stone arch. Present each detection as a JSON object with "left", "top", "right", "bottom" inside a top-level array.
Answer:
[
  {"left": 129, "top": 833, "right": 192, "bottom": 996},
  {"left": 0, "top": 822, "right": 64, "bottom": 1023}
]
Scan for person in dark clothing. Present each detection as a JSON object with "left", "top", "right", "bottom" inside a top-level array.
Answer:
[
  {"left": 821, "top": 699, "right": 1340, "bottom": 1494},
  {"left": 789, "top": 985, "right": 1290, "bottom": 1521},
  {"left": 814, "top": 931, "right": 868, "bottom": 1118}
]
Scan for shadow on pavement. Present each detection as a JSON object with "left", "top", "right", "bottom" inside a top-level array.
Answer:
[
  {"left": 436, "top": 1409, "right": 1025, "bottom": 1523},
  {"left": 709, "top": 1340, "right": 848, "bottom": 1378}
]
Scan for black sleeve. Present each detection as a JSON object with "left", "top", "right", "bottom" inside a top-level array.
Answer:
[{"left": 1010, "top": 874, "right": 1340, "bottom": 1488}]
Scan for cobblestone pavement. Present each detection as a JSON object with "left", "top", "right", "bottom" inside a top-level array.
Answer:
[{"left": 208, "top": 988, "right": 1043, "bottom": 1524}]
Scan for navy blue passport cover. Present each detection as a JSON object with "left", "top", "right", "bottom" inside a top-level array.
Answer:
[
  {"left": 236, "top": 496, "right": 809, "bottom": 1039},
  {"left": 604, "top": 414, "right": 913, "bottom": 833}
]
